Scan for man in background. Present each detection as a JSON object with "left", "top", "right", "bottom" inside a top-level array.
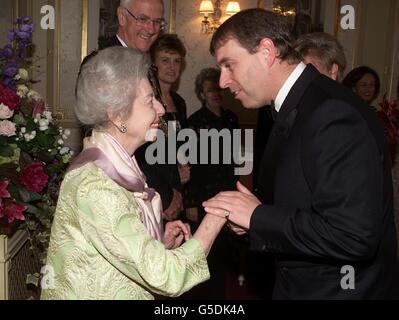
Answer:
[{"left": 101, "top": 0, "right": 184, "bottom": 220}]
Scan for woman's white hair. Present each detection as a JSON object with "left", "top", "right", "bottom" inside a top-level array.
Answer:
[{"left": 75, "top": 46, "right": 150, "bottom": 126}]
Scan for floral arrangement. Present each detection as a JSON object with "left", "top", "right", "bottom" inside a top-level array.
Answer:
[
  {"left": 377, "top": 94, "right": 399, "bottom": 164},
  {"left": 0, "top": 17, "right": 73, "bottom": 263}
]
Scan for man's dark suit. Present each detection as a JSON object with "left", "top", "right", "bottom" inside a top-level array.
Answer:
[{"left": 251, "top": 64, "right": 399, "bottom": 299}]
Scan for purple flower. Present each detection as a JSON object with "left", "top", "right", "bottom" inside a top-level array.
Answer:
[
  {"left": 20, "top": 23, "right": 34, "bottom": 33},
  {"left": 16, "top": 31, "right": 31, "bottom": 40},
  {"left": 0, "top": 44, "right": 13, "bottom": 59},
  {"left": 3, "top": 78, "right": 16, "bottom": 91},
  {"left": 4, "top": 61, "right": 18, "bottom": 77},
  {"left": 7, "top": 31, "right": 15, "bottom": 41}
]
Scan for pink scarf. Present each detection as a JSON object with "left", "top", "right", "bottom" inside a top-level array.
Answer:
[{"left": 68, "top": 130, "right": 163, "bottom": 241}]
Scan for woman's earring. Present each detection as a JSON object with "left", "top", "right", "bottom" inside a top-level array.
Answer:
[{"left": 120, "top": 123, "right": 127, "bottom": 133}]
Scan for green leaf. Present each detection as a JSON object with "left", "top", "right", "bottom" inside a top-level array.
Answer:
[
  {"left": 13, "top": 113, "right": 27, "bottom": 126},
  {"left": 36, "top": 131, "right": 54, "bottom": 148},
  {"left": 26, "top": 204, "right": 39, "bottom": 214},
  {"left": 0, "top": 145, "right": 14, "bottom": 157}
]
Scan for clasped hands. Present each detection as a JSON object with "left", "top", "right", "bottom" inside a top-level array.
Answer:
[
  {"left": 202, "top": 181, "right": 261, "bottom": 235},
  {"left": 163, "top": 220, "right": 191, "bottom": 249}
]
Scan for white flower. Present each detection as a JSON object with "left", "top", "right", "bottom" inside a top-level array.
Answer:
[
  {"left": 62, "top": 134, "right": 68, "bottom": 140},
  {"left": 64, "top": 129, "right": 71, "bottom": 136},
  {"left": 34, "top": 118, "right": 38, "bottom": 123},
  {"left": 39, "top": 118, "right": 49, "bottom": 131},
  {"left": 43, "top": 111, "right": 53, "bottom": 121},
  {"left": 31, "top": 131, "right": 36, "bottom": 138},
  {"left": 21, "top": 127, "right": 26, "bottom": 133},
  {"left": 60, "top": 146, "right": 70, "bottom": 155},
  {"left": 18, "top": 68, "right": 29, "bottom": 81},
  {"left": 70, "top": 150, "right": 75, "bottom": 156},
  {"left": 27, "top": 89, "right": 41, "bottom": 101},
  {"left": 0, "top": 103, "right": 14, "bottom": 119},
  {"left": 57, "top": 139, "right": 64, "bottom": 145},
  {"left": 0, "top": 120, "right": 16, "bottom": 137},
  {"left": 16, "top": 84, "right": 29, "bottom": 98},
  {"left": 24, "top": 133, "right": 32, "bottom": 141}
]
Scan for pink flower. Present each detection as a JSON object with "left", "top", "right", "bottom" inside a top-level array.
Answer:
[
  {"left": 19, "top": 162, "right": 49, "bottom": 193},
  {"left": 0, "top": 120, "right": 16, "bottom": 137},
  {"left": 0, "top": 103, "right": 14, "bottom": 119},
  {"left": 0, "top": 81, "right": 20, "bottom": 110},
  {"left": 32, "top": 100, "right": 45, "bottom": 117},
  {"left": 0, "top": 180, "right": 11, "bottom": 198},
  {"left": 0, "top": 200, "right": 26, "bottom": 223}
]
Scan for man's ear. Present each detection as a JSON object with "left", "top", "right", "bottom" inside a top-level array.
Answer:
[
  {"left": 200, "top": 92, "right": 205, "bottom": 101},
  {"left": 330, "top": 63, "right": 339, "bottom": 81},
  {"left": 257, "top": 38, "right": 277, "bottom": 67},
  {"left": 117, "top": 7, "right": 126, "bottom": 26}
]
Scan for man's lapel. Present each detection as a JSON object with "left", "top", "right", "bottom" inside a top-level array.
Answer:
[{"left": 257, "top": 65, "right": 319, "bottom": 203}]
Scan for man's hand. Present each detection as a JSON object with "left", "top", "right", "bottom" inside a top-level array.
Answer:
[
  {"left": 163, "top": 220, "right": 191, "bottom": 249},
  {"left": 202, "top": 181, "right": 261, "bottom": 231},
  {"left": 163, "top": 188, "right": 183, "bottom": 221}
]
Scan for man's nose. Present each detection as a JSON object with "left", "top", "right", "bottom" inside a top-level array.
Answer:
[
  {"left": 144, "top": 21, "right": 157, "bottom": 34},
  {"left": 219, "top": 69, "right": 230, "bottom": 89}
]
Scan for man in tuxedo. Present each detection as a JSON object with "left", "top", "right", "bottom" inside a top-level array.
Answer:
[
  {"left": 204, "top": 8, "right": 399, "bottom": 299},
  {"left": 100, "top": 0, "right": 165, "bottom": 52},
  {"left": 100, "top": 0, "right": 184, "bottom": 219}
]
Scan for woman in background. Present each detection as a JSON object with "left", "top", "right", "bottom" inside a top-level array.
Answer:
[
  {"left": 136, "top": 34, "right": 190, "bottom": 222},
  {"left": 343, "top": 65, "right": 380, "bottom": 107}
]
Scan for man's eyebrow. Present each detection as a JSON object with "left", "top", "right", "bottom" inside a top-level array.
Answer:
[{"left": 217, "top": 57, "right": 230, "bottom": 67}]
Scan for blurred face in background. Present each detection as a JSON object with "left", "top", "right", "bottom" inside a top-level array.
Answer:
[
  {"left": 353, "top": 73, "right": 377, "bottom": 103},
  {"left": 117, "top": 0, "right": 164, "bottom": 52},
  {"left": 153, "top": 50, "right": 183, "bottom": 85},
  {"left": 201, "top": 80, "right": 223, "bottom": 110}
]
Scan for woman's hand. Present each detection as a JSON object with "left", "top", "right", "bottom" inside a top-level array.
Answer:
[{"left": 163, "top": 220, "right": 192, "bottom": 249}]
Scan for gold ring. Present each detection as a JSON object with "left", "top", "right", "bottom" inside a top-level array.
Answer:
[{"left": 224, "top": 210, "right": 230, "bottom": 219}]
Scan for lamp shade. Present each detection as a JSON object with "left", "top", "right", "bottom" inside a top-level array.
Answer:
[
  {"left": 199, "top": 0, "right": 214, "bottom": 14},
  {"left": 226, "top": 1, "right": 240, "bottom": 15}
]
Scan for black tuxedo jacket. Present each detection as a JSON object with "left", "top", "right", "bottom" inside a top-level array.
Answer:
[{"left": 251, "top": 64, "right": 399, "bottom": 299}]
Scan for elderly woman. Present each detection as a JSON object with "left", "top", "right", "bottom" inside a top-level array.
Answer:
[{"left": 41, "top": 47, "right": 225, "bottom": 300}]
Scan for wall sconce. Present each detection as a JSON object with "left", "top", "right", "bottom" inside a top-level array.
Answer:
[{"left": 199, "top": 0, "right": 241, "bottom": 34}]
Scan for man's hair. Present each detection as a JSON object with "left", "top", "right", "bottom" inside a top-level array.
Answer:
[
  {"left": 75, "top": 47, "right": 150, "bottom": 126},
  {"left": 149, "top": 33, "right": 186, "bottom": 61},
  {"left": 294, "top": 32, "right": 347, "bottom": 78},
  {"left": 210, "top": 8, "right": 301, "bottom": 64},
  {"left": 342, "top": 65, "right": 381, "bottom": 99},
  {"left": 194, "top": 67, "right": 221, "bottom": 101}
]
